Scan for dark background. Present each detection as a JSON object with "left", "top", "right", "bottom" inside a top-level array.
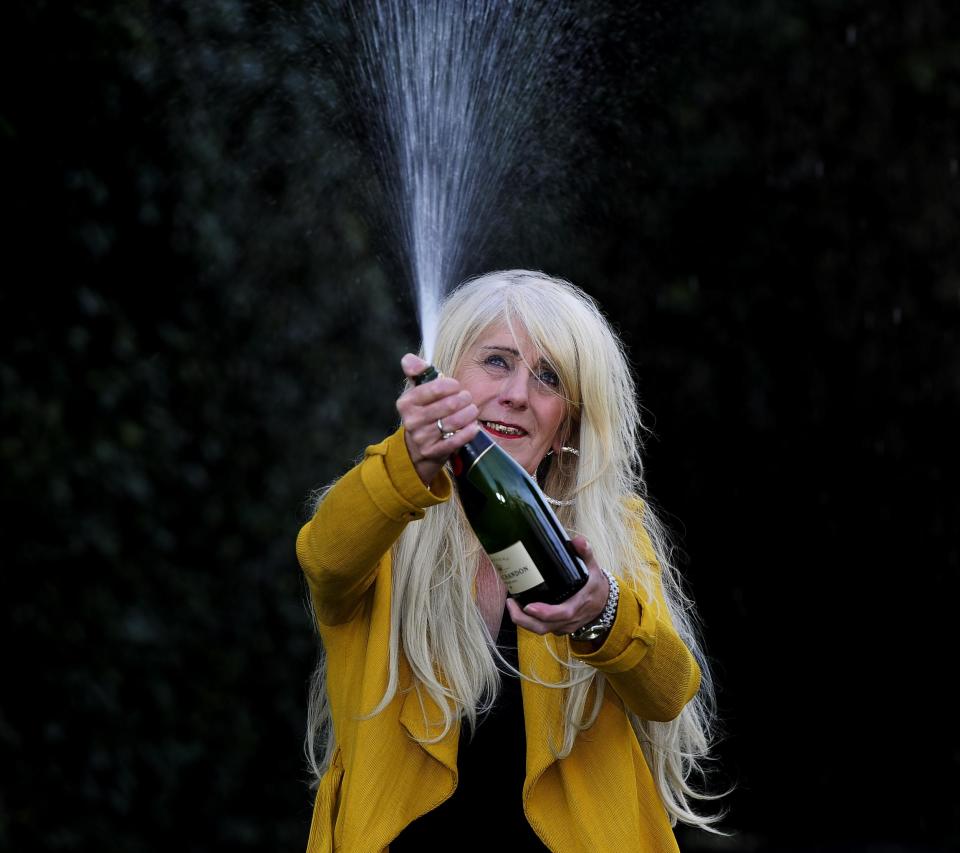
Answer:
[{"left": 3, "top": 1, "right": 958, "bottom": 850}]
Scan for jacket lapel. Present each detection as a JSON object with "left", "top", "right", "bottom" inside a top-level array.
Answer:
[
  {"left": 398, "top": 661, "right": 459, "bottom": 775},
  {"left": 518, "top": 629, "right": 567, "bottom": 787}
]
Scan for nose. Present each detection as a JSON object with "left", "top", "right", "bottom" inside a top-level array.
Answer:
[{"left": 498, "top": 368, "right": 529, "bottom": 409}]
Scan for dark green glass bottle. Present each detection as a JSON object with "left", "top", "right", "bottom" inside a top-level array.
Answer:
[{"left": 416, "top": 366, "right": 589, "bottom": 607}]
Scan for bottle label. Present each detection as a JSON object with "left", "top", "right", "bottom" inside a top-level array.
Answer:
[{"left": 488, "top": 541, "right": 544, "bottom": 595}]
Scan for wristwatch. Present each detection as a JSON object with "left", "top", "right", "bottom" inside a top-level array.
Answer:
[{"left": 570, "top": 569, "right": 620, "bottom": 642}]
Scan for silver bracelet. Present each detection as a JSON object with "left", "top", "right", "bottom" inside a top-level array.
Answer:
[{"left": 570, "top": 568, "right": 619, "bottom": 642}]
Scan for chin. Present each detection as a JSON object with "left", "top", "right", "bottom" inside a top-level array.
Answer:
[{"left": 496, "top": 443, "right": 531, "bottom": 472}]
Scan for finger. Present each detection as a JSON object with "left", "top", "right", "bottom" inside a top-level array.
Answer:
[
  {"left": 570, "top": 535, "right": 600, "bottom": 572},
  {"left": 508, "top": 598, "right": 581, "bottom": 637},
  {"left": 417, "top": 395, "right": 478, "bottom": 432},
  {"left": 443, "top": 419, "right": 481, "bottom": 450},
  {"left": 506, "top": 599, "right": 550, "bottom": 635},
  {"left": 397, "top": 388, "right": 465, "bottom": 438},
  {"left": 400, "top": 353, "right": 431, "bottom": 378},
  {"left": 522, "top": 600, "right": 577, "bottom": 624},
  {"left": 421, "top": 420, "right": 480, "bottom": 456},
  {"left": 407, "top": 419, "right": 481, "bottom": 469},
  {"left": 405, "top": 398, "right": 477, "bottom": 445},
  {"left": 434, "top": 405, "right": 480, "bottom": 437},
  {"left": 399, "top": 376, "right": 464, "bottom": 409},
  {"left": 400, "top": 390, "right": 477, "bottom": 441},
  {"left": 521, "top": 572, "right": 606, "bottom": 631}
]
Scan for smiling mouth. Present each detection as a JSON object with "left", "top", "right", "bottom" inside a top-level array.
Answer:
[{"left": 481, "top": 420, "right": 528, "bottom": 438}]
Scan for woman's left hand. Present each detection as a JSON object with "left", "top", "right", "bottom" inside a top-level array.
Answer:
[{"left": 506, "top": 535, "right": 610, "bottom": 637}]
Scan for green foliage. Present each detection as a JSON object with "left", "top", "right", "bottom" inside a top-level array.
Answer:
[{"left": 3, "top": 1, "right": 409, "bottom": 848}]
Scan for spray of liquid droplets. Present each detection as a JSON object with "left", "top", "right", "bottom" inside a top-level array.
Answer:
[{"left": 350, "top": 0, "right": 587, "bottom": 361}]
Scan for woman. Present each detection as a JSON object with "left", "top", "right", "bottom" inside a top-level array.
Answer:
[{"left": 297, "top": 270, "right": 720, "bottom": 851}]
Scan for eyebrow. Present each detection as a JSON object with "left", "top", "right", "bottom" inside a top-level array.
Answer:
[
  {"left": 480, "top": 345, "right": 521, "bottom": 357},
  {"left": 480, "top": 345, "right": 555, "bottom": 370}
]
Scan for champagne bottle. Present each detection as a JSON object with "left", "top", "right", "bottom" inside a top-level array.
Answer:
[{"left": 416, "top": 366, "right": 589, "bottom": 607}]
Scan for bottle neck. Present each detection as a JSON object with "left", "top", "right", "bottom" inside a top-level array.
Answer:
[{"left": 414, "top": 365, "right": 440, "bottom": 385}]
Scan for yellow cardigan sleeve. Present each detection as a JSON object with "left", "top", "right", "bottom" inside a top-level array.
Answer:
[
  {"left": 296, "top": 427, "right": 451, "bottom": 626},
  {"left": 572, "top": 504, "right": 701, "bottom": 722}
]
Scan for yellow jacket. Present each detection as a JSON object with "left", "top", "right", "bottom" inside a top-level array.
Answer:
[{"left": 296, "top": 428, "right": 701, "bottom": 852}]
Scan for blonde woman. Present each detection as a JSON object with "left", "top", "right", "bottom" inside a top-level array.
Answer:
[{"left": 297, "top": 270, "right": 720, "bottom": 851}]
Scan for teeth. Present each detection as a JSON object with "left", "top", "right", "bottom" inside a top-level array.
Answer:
[{"left": 484, "top": 421, "right": 525, "bottom": 436}]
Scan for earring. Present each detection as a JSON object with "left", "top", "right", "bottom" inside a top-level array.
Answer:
[{"left": 545, "top": 446, "right": 580, "bottom": 458}]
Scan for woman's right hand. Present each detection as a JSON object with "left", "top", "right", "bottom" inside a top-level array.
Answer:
[{"left": 397, "top": 353, "right": 480, "bottom": 487}]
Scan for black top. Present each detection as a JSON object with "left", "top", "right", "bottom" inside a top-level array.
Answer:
[{"left": 391, "top": 609, "right": 548, "bottom": 850}]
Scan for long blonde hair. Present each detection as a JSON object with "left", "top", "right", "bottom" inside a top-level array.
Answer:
[{"left": 305, "top": 270, "right": 722, "bottom": 830}]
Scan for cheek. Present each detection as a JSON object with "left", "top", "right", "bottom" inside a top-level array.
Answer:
[
  {"left": 466, "top": 375, "right": 497, "bottom": 402},
  {"left": 540, "top": 398, "right": 567, "bottom": 442}
]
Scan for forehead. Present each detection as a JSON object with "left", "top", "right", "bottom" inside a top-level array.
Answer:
[{"left": 472, "top": 320, "right": 544, "bottom": 358}]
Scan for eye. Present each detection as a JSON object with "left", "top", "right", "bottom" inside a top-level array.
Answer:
[
  {"left": 537, "top": 367, "right": 560, "bottom": 388},
  {"left": 483, "top": 353, "right": 509, "bottom": 369}
]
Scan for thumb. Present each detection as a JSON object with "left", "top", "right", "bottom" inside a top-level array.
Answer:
[{"left": 401, "top": 353, "right": 431, "bottom": 378}]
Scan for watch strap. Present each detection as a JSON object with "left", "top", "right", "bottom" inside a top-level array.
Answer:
[{"left": 570, "top": 568, "right": 619, "bottom": 641}]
